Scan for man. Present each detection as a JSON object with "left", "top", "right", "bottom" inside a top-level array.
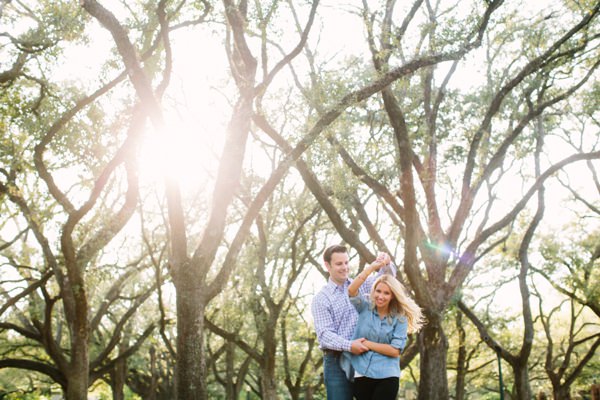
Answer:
[{"left": 312, "top": 244, "right": 393, "bottom": 399}]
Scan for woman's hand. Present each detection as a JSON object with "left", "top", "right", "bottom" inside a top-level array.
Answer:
[
  {"left": 363, "top": 339, "right": 401, "bottom": 358},
  {"left": 371, "top": 252, "right": 391, "bottom": 270}
]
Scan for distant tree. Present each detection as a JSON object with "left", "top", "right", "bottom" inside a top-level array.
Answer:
[
  {"left": 204, "top": 179, "right": 326, "bottom": 399},
  {"left": 127, "top": 345, "right": 176, "bottom": 400},
  {"left": 536, "top": 296, "right": 600, "bottom": 400},
  {"left": 531, "top": 228, "right": 600, "bottom": 399}
]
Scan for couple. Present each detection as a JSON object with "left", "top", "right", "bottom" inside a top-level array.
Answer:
[{"left": 312, "top": 245, "right": 424, "bottom": 400}]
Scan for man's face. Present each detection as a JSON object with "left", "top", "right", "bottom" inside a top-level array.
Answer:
[{"left": 325, "top": 251, "right": 350, "bottom": 285}]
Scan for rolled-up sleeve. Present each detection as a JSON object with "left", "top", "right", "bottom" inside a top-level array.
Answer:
[
  {"left": 390, "top": 316, "right": 408, "bottom": 351},
  {"left": 362, "top": 262, "right": 397, "bottom": 292}
]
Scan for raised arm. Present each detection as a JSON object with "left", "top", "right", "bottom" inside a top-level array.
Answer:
[{"left": 348, "top": 252, "right": 391, "bottom": 297}]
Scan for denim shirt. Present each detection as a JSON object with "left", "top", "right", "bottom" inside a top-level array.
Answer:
[{"left": 349, "top": 294, "right": 408, "bottom": 379}]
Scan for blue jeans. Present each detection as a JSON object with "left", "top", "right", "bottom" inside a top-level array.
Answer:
[{"left": 323, "top": 352, "right": 353, "bottom": 400}]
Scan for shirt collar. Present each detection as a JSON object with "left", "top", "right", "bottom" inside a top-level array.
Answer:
[
  {"left": 372, "top": 306, "right": 394, "bottom": 323},
  {"left": 326, "top": 278, "right": 349, "bottom": 293}
]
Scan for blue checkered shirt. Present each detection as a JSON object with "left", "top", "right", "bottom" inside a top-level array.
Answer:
[{"left": 312, "top": 265, "right": 394, "bottom": 352}]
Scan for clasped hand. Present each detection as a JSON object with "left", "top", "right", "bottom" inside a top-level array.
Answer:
[
  {"left": 372, "top": 252, "right": 391, "bottom": 270},
  {"left": 350, "top": 338, "right": 369, "bottom": 354}
]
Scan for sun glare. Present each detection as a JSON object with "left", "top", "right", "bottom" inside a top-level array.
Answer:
[
  {"left": 134, "top": 32, "right": 233, "bottom": 193},
  {"left": 138, "top": 116, "right": 220, "bottom": 191}
]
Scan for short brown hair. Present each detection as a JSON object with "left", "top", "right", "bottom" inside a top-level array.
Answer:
[{"left": 323, "top": 244, "right": 347, "bottom": 263}]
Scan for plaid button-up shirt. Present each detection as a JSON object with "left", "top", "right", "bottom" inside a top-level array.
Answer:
[{"left": 311, "top": 275, "right": 377, "bottom": 352}]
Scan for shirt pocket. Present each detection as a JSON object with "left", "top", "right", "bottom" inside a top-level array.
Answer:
[{"left": 383, "top": 318, "right": 398, "bottom": 344}]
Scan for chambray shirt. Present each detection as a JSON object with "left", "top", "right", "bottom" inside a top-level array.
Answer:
[
  {"left": 312, "top": 264, "right": 396, "bottom": 352},
  {"left": 349, "top": 294, "right": 408, "bottom": 379}
]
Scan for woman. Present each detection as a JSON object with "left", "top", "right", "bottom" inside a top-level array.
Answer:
[{"left": 346, "top": 256, "right": 424, "bottom": 400}]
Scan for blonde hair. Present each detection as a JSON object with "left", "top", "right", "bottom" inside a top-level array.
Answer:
[{"left": 370, "top": 275, "right": 425, "bottom": 334}]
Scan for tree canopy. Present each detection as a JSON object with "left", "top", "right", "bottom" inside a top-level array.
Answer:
[{"left": 0, "top": 0, "right": 599, "bottom": 399}]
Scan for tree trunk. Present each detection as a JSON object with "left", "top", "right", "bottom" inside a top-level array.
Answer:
[
  {"left": 65, "top": 358, "right": 89, "bottom": 400},
  {"left": 512, "top": 363, "right": 532, "bottom": 400},
  {"left": 175, "top": 283, "right": 207, "bottom": 399},
  {"left": 289, "top": 388, "right": 300, "bottom": 400},
  {"left": 417, "top": 317, "right": 449, "bottom": 400},
  {"left": 225, "top": 341, "right": 236, "bottom": 400},
  {"left": 65, "top": 290, "right": 90, "bottom": 400},
  {"left": 304, "top": 385, "right": 314, "bottom": 400},
  {"left": 148, "top": 346, "right": 157, "bottom": 400},
  {"left": 261, "top": 375, "right": 279, "bottom": 400},
  {"left": 260, "top": 349, "right": 279, "bottom": 400},
  {"left": 110, "top": 356, "right": 126, "bottom": 400},
  {"left": 552, "top": 386, "right": 572, "bottom": 400},
  {"left": 111, "top": 332, "right": 131, "bottom": 400},
  {"left": 455, "top": 311, "right": 467, "bottom": 400}
]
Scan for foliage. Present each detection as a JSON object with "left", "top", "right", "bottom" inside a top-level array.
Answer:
[{"left": 1, "top": 0, "right": 599, "bottom": 398}]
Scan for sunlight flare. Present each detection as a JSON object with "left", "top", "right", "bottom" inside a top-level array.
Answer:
[{"left": 138, "top": 116, "right": 218, "bottom": 190}]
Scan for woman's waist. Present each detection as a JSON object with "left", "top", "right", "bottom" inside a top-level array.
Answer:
[{"left": 352, "top": 352, "right": 400, "bottom": 374}]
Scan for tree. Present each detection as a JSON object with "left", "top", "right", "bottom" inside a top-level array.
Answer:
[
  {"left": 458, "top": 113, "right": 548, "bottom": 399},
  {"left": 533, "top": 228, "right": 600, "bottom": 399},
  {"left": 273, "top": 1, "right": 600, "bottom": 398},
  {"left": 79, "top": 0, "right": 320, "bottom": 397},
  {"left": 537, "top": 297, "right": 600, "bottom": 400},
  {"left": 80, "top": 0, "right": 456, "bottom": 396},
  {"left": 2, "top": 0, "right": 599, "bottom": 398},
  {"left": 204, "top": 180, "right": 325, "bottom": 399},
  {"left": 0, "top": 1, "right": 183, "bottom": 397}
]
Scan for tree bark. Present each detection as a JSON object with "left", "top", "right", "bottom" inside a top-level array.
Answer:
[
  {"left": 110, "top": 357, "right": 126, "bottom": 400},
  {"left": 149, "top": 346, "right": 158, "bottom": 400},
  {"left": 174, "top": 281, "right": 207, "bottom": 399},
  {"left": 65, "top": 346, "right": 89, "bottom": 400},
  {"left": 417, "top": 314, "right": 449, "bottom": 400},
  {"left": 63, "top": 257, "right": 90, "bottom": 400},
  {"left": 552, "top": 386, "right": 572, "bottom": 400},
  {"left": 512, "top": 363, "right": 532, "bottom": 400},
  {"left": 225, "top": 342, "right": 236, "bottom": 400},
  {"left": 304, "top": 385, "right": 314, "bottom": 400},
  {"left": 261, "top": 372, "right": 278, "bottom": 400},
  {"left": 260, "top": 330, "right": 279, "bottom": 400},
  {"left": 455, "top": 311, "right": 467, "bottom": 400}
]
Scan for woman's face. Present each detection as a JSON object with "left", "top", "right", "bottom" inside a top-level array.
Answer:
[{"left": 373, "top": 282, "right": 393, "bottom": 310}]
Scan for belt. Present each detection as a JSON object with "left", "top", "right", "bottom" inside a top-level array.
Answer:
[{"left": 322, "top": 349, "right": 342, "bottom": 356}]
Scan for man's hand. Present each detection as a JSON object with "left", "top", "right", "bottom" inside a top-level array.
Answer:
[
  {"left": 372, "top": 252, "right": 391, "bottom": 270},
  {"left": 350, "top": 338, "right": 369, "bottom": 354}
]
